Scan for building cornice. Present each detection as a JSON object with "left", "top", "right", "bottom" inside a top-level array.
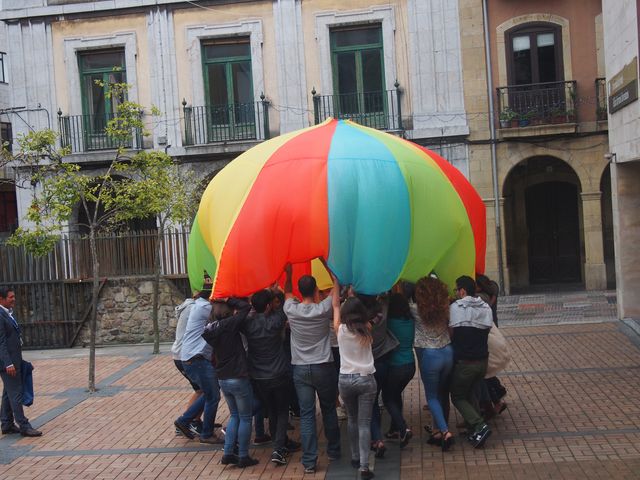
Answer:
[{"left": 0, "top": 0, "right": 259, "bottom": 22}]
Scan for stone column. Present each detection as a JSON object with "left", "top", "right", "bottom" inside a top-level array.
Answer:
[{"left": 581, "top": 191, "right": 607, "bottom": 290}]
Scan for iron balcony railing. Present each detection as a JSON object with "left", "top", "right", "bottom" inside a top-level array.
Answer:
[
  {"left": 496, "top": 80, "right": 577, "bottom": 128},
  {"left": 595, "top": 77, "right": 608, "bottom": 121},
  {"left": 183, "top": 97, "right": 270, "bottom": 146},
  {"left": 312, "top": 85, "right": 403, "bottom": 131},
  {"left": 58, "top": 111, "right": 143, "bottom": 153}
]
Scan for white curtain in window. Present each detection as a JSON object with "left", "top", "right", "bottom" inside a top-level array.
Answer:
[
  {"left": 537, "top": 33, "right": 555, "bottom": 47},
  {"left": 512, "top": 35, "right": 530, "bottom": 52}
]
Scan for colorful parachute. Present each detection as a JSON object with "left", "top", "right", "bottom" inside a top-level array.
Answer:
[{"left": 188, "top": 119, "right": 486, "bottom": 297}]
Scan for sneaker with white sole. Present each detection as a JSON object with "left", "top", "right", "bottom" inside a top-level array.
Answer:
[{"left": 270, "top": 449, "right": 287, "bottom": 466}]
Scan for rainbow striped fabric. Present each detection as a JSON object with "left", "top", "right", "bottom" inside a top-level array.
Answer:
[{"left": 188, "top": 119, "right": 486, "bottom": 298}]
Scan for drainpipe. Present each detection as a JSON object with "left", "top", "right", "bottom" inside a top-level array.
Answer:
[{"left": 482, "top": 0, "right": 505, "bottom": 294}]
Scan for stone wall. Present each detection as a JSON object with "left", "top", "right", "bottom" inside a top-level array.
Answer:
[{"left": 75, "top": 277, "right": 187, "bottom": 346}]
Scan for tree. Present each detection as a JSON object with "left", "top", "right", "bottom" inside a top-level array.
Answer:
[
  {"left": 114, "top": 151, "right": 200, "bottom": 354},
  {"left": 7, "top": 79, "right": 151, "bottom": 392}
]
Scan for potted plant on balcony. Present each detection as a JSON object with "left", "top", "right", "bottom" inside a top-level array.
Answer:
[
  {"left": 518, "top": 110, "right": 534, "bottom": 128},
  {"left": 551, "top": 107, "right": 566, "bottom": 124},
  {"left": 499, "top": 108, "right": 517, "bottom": 128}
]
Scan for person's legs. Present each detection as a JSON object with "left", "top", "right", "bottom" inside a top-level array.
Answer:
[
  {"left": 293, "top": 365, "right": 318, "bottom": 468},
  {"left": 219, "top": 380, "right": 240, "bottom": 456},
  {"left": 0, "top": 369, "right": 31, "bottom": 431},
  {"left": 356, "top": 375, "right": 377, "bottom": 471},
  {"left": 255, "top": 375, "right": 290, "bottom": 451},
  {"left": 338, "top": 375, "right": 360, "bottom": 465},
  {"left": 252, "top": 392, "right": 267, "bottom": 439},
  {"left": 381, "top": 362, "right": 415, "bottom": 435},
  {"left": 221, "top": 378, "right": 253, "bottom": 458},
  {"left": 438, "top": 346, "right": 454, "bottom": 429},
  {"left": 449, "top": 361, "right": 487, "bottom": 432},
  {"left": 422, "top": 347, "right": 451, "bottom": 433},
  {"left": 370, "top": 355, "right": 389, "bottom": 444},
  {"left": 181, "top": 358, "right": 220, "bottom": 439},
  {"left": 312, "top": 363, "right": 341, "bottom": 460}
]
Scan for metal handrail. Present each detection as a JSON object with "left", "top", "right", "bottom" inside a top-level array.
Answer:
[
  {"left": 58, "top": 112, "right": 143, "bottom": 153},
  {"left": 496, "top": 80, "right": 577, "bottom": 128},
  {"left": 312, "top": 86, "right": 403, "bottom": 131},
  {"left": 183, "top": 99, "right": 270, "bottom": 146}
]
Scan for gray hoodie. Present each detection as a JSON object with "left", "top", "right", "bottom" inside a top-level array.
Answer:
[{"left": 171, "top": 298, "right": 195, "bottom": 360}]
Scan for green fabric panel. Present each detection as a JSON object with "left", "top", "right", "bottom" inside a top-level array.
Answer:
[
  {"left": 360, "top": 127, "right": 475, "bottom": 291},
  {"left": 187, "top": 215, "right": 218, "bottom": 292}
]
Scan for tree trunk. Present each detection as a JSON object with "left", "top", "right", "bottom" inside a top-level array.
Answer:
[
  {"left": 152, "top": 224, "right": 163, "bottom": 354},
  {"left": 88, "top": 228, "right": 99, "bottom": 393}
]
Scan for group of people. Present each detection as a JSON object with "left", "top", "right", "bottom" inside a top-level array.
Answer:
[{"left": 172, "top": 268, "right": 508, "bottom": 478}]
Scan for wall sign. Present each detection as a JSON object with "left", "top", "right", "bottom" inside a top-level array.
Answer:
[{"left": 608, "top": 57, "right": 638, "bottom": 113}]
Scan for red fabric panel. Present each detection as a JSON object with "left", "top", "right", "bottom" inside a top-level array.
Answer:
[
  {"left": 419, "top": 147, "right": 487, "bottom": 274},
  {"left": 213, "top": 121, "right": 337, "bottom": 298}
]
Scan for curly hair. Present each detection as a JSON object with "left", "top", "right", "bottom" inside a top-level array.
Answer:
[{"left": 414, "top": 276, "right": 450, "bottom": 329}]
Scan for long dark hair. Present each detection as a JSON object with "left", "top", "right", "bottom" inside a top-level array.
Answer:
[
  {"left": 340, "top": 297, "right": 373, "bottom": 346},
  {"left": 388, "top": 292, "right": 413, "bottom": 320}
]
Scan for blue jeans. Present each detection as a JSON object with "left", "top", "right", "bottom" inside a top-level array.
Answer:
[
  {"left": 293, "top": 363, "right": 341, "bottom": 468},
  {"left": 219, "top": 377, "right": 253, "bottom": 457},
  {"left": 178, "top": 357, "right": 220, "bottom": 439},
  {"left": 339, "top": 374, "right": 377, "bottom": 470},
  {"left": 418, "top": 345, "right": 454, "bottom": 432}
]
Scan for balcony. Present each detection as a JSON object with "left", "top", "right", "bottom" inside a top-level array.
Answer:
[
  {"left": 595, "top": 77, "right": 608, "bottom": 121},
  {"left": 182, "top": 99, "right": 270, "bottom": 146},
  {"left": 312, "top": 86, "right": 403, "bottom": 132},
  {"left": 58, "top": 112, "right": 143, "bottom": 154},
  {"left": 496, "top": 80, "right": 577, "bottom": 131}
]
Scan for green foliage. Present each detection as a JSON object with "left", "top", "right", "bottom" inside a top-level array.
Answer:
[
  {"left": 114, "top": 150, "right": 200, "bottom": 229},
  {"left": 7, "top": 226, "right": 60, "bottom": 257},
  {"left": 499, "top": 108, "right": 518, "bottom": 121}
]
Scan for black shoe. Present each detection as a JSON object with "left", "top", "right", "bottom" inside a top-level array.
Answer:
[
  {"left": 1, "top": 424, "right": 20, "bottom": 434},
  {"left": 252, "top": 434, "right": 272, "bottom": 446},
  {"left": 468, "top": 424, "right": 491, "bottom": 449},
  {"left": 442, "top": 433, "right": 455, "bottom": 452},
  {"left": 360, "top": 468, "right": 375, "bottom": 479},
  {"left": 237, "top": 456, "right": 259, "bottom": 468},
  {"left": 174, "top": 420, "right": 195, "bottom": 439},
  {"left": 303, "top": 464, "right": 316, "bottom": 474},
  {"left": 220, "top": 454, "right": 239, "bottom": 465},
  {"left": 20, "top": 427, "right": 42, "bottom": 437},
  {"left": 399, "top": 428, "right": 413, "bottom": 448},
  {"left": 285, "top": 438, "right": 301, "bottom": 452},
  {"left": 199, "top": 435, "right": 224, "bottom": 445},
  {"left": 188, "top": 420, "right": 202, "bottom": 436},
  {"left": 270, "top": 449, "right": 287, "bottom": 465}
]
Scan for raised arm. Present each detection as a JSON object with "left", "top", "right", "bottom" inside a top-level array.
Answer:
[
  {"left": 284, "top": 263, "right": 294, "bottom": 300},
  {"left": 331, "top": 272, "right": 341, "bottom": 335}
]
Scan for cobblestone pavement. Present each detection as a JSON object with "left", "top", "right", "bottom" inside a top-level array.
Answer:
[{"left": 1, "top": 291, "right": 639, "bottom": 479}]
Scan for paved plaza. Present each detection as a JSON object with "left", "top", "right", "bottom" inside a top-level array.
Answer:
[{"left": 1, "top": 290, "right": 640, "bottom": 479}]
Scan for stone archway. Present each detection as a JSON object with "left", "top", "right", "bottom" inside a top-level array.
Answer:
[{"left": 503, "top": 156, "right": 583, "bottom": 291}]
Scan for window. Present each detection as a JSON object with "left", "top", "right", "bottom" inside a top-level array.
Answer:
[
  {"left": 78, "top": 49, "right": 126, "bottom": 149},
  {"left": 0, "top": 190, "right": 17, "bottom": 234},
  {"left": 507, "top": 24, "right": 562, "bottom": 85},
  {"left": 0, "top": 122, "right": 11, "bottom": 152},
  {"left": 330, "top": 25, "right": 386, "bottom": 128},
  {"left": 505, "top": 23, "right": 568, "bottom": 121},
  {"left": 201, "top": 38, "right": 254, "bottom": 140},
  {"left": 0, "top": 52, "right": 6, "bottom": 83}
]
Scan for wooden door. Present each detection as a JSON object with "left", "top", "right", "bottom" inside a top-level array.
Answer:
[{"left": 525, "top": 182, "right": 581, "bottom": 284}]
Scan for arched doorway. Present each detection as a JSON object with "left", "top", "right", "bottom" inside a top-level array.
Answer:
[
  {"left": 600, "top": 165, "right": 616, "bottom": 289},
  {"left": 503, "top": 156, "right": 583, "bottom": 290}
]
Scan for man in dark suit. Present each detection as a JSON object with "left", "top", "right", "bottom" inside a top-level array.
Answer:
[{"left": 0, "top": 286, "right": 42, "bottom": 437}]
